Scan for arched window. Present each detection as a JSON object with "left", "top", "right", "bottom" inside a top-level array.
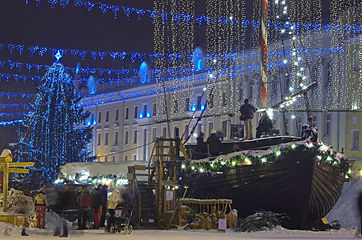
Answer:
[
  {"left": 193, "top": 48, "right": 204, "bottom": 72},
  {"left": 139, "top": 61, "right": 149, "bottom": 84},
  {"left": 88, "top": 75, "right": 96, "bottom": 94}
]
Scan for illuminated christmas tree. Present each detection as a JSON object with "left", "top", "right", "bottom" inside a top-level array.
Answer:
[{"left": 17, "top": 52, "right": 93, "bottom": 184}]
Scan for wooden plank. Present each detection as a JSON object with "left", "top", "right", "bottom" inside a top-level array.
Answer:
[
  {"left": 8, "top": 162, "right": 34, "bottom": 167},
  {"left": 8, "top": 168, "right": 29, "bottom": 174},
  {"left": 134, "top": 165, "right": 147, "bottom": 170}
]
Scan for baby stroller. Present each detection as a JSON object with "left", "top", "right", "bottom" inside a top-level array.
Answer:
[{"left": 109, "top": 203, "right": 133, "bottom": 234}]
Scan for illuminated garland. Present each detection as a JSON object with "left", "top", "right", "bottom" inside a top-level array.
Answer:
[
  {"left": 181, "top": 142, "right": 350, "bottom": 178},
  {"left": 0, "top": 119, "right": 23, "bottom": 126},
  {"left": 7, "top": 0, "right": 362, "bottom": 34},
  {"left": 0, "top": 103, "right": 28, "bottom": 110},
  {"left": 0, "top": 92, "right": 34, "bottom": 99}
]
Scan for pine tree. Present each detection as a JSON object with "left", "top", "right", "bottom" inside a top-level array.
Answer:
[{"left": 16, "top": 55, "right": 93, "bottom": 185}]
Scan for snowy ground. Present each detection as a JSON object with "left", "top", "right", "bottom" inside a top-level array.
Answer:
[{"left": 0, "top": 227, "right": 359, "bottom": 240}]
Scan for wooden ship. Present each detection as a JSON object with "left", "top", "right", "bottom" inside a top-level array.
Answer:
[{"left": 180, "top": 136, "right": 350, "bottom": 229}]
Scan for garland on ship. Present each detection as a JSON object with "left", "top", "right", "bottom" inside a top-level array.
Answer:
[{"left": 181, "top": 141, "right": 351, "bottom": 178}]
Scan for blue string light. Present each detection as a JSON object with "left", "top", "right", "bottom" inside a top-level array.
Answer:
[
  {"left": 0, "top": 119, "right": 23, "bottom": 127},
  {"left": 0, "top": 92, "right": 34, "bottom": 99},
  {"left": 8, "top": 0, "right": 362, "bottom": 34},
  {"left": 0, "top": 103, "right": 29, "bottom": 110}
]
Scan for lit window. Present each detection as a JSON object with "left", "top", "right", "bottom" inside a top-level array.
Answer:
[
  {"left": 139, "top": 61, "right": 149, "bottom": 84},
  {"left": 193, "top": 48, "right": 203, "bottom": 71}
]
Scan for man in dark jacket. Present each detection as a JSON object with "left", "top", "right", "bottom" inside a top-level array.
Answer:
[
  {"left": 99, "top": 185, "right": 108, "bottom": 227},
  {"left": 91, "top": 185, "right": 104, "bottom": 229},
  {"left": 239, "top": 99, "right": 257, "bottom": 139},
  {"left": 256, "top": 111, "right": 273, "bottom": 138},
  {"left": 195, "top": 132, "right": 207, "bottom": 159},
  {"left": 206, "top": 129, "right": 221, "bottom": 156}
]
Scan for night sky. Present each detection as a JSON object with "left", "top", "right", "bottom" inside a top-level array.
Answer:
[{"left": 0, "top": 0, "right": 352, "bottom": 150}]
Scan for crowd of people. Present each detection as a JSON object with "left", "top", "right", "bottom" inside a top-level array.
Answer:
[{"left": 33, "top": 183, "right": 132, "bottom": 235}]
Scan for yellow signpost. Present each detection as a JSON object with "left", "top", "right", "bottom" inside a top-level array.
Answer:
[{"left": 0, "top": 149, "right": 34, "bottom": 212}]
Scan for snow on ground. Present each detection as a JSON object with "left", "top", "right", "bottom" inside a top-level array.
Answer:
[
  {"left": 326, "top": 176, "right": 362, "bottom": 228},
  {"left": 0, "top": 227, "right": 358, "bottom": 239}
]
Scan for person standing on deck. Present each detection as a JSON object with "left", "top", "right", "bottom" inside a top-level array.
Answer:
[{"left": 239, "top": 99, "right": 257, "bottom": 140}]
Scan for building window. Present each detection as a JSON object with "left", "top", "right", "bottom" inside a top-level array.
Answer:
[
  {"left": 193, "top": 48, "right": 204, "bottom": 71},
  {"left": 134, "top": 106, "right": 138, "bottom": 119},
  {"left": 91, "top": 112, "right": 94, "bottom": 124},
  {"left": 134, "top": 130, "right": 137, "bottom": 144},
  {"left": 139, "top": 61, "right": 149, "bottom": 84},
  {"left": 124, "top": 155, "right": 128, "bottom": 162},
  {"left": 185, "top": 98, "right": 190, "bottom": 112},
  {"left": 125, "top": 107, "right": 129, "bottom": 120},
  {"left": 105, "top": 110, "right": 109, "bottom": 122},
  {"left": 105, "top": 132, "right": 108, "bottom": 145},
  {"left": 144, "top": 105, "right": 148, "bottom": 117},
  {"left": 114, "top": 132, "right": 118, "bottom": 145},
  {"left": 98, "top": 111, "right": 101, "bottom": 123},
  {"left": 222, "top": 120, "right": 228, "bottom": 139},
  {"left": 238, "top": 88, "right": 243, "bottom": 102},
  {"left": 325, "top": 63, "right": 332, "bottom": 86},
  {"left": 115, "top": 109, "right": 119, "bottom": 121},
  {"left": 324, "top": 113, "right": 331, "bottom": 136},
  {"left": 125, "top": 131, "right": 128, "bottom": 145},
  {"left": 222, "top": 92, "right": 227, "bottom": 106},
  {"left": 152, "top": 103, "right": 157, "bottom": 116},
  {"left": 184, "top": 125, "right": 189, "bottom": 138},
  {"left": 163, "top": 127, "right": 167, "bottom": 138},
  {"left": 174, "top": 100, "right": 178, "bottom": 113},
  {"left": 133, "top": 155, "right": 137, "bottom": 161},
  {"left": 97, "top": 133, "right": 101, "bottom": 146},
  {"left": 153, "top": 128, "right": 157, "bottom": 141},
  {"left": 208, "top": 93, "right": 214, "bottom": 108},
  {"left": 112, "top": 155, "right": 115, "bottom": 162},
  {"left": 196, "top": 96, "right": 202, "bottom": 110},
  {"left": 351, "top": 129, "right": 360, "bottom": 151},
  {"left": 174, "top": 126, "right": 179, "bottom": 138},
  {"left": 105, "top": 156, "right": 108, "bottom": 162}
]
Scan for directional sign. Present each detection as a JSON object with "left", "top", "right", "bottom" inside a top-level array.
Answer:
[
  {"left": 8, "top": 168, "right": 29, "bottom": 174},
  {"left": 0, "top": 162, "right": 34, "bottom": 168}
]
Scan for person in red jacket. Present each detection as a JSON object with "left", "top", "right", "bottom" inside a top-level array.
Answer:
[{"left": 77, "top": 185, "right": 92, "bottom": 230}]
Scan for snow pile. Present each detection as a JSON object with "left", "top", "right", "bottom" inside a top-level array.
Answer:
[
  {"left": 59, "top": 161, "right": 147, "bottom": 180},
  {"left": 0, "top": 188, "right": 36, "bottom": 227},
  {"left": 326, "top": 176, "right": 362, "bottom": 228}
]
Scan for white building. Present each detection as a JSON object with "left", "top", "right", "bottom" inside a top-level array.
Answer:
[{"left": 81, "top": 30, "right": 361, "bottom": 163}]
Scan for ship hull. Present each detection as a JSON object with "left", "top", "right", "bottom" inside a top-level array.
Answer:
[{"left": 181, "top": 148, "right": 345, "bottom": 228}]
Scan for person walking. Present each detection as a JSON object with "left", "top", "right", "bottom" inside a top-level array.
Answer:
[
  {"left": 239, "top": 99, "right": 257, "bottom": 140},
  {"left": 91, "top": 185, "right": 104, "bottom": 229},
  {"left": 34, "top": 187, "right": 48, "bottom": 229},
  {"left": 99, "top": 185, "right": 108, "bottom": 227},
  {"left": 256, "top": 110, "right": 273, "bottom": 138},
  {"left": 77, "top": 185, "right": 91, "bottom": 230}
]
